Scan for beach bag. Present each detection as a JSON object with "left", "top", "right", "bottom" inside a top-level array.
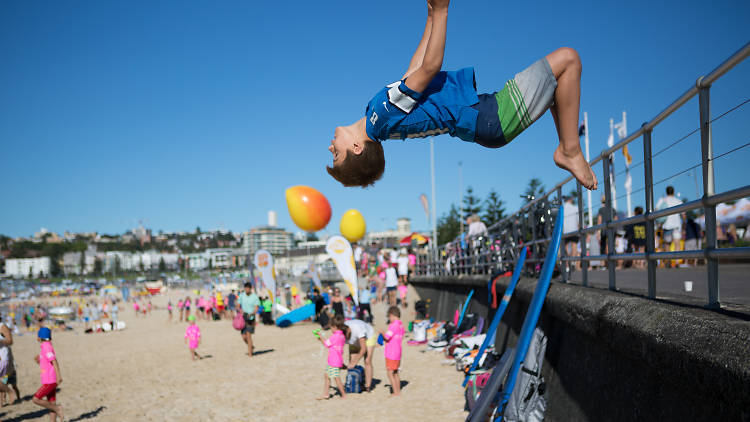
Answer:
[
  {"left": 232, "top": 312, "right": 245, "bottom": 331},
  {"left": 504, "top": 328, "right": 548, "bottom": 422},
  {"left": 345, "top": 365, "right": 365, "bottom": 394},
  {"left": 464, "top": 372, "right": 492, "bottom": 411},
  {"left": 413, "top": 320, "right": 430, "bottom": 342}
]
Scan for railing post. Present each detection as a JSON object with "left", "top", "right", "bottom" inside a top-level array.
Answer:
[
  {"left": 602, "top": 157, "right": 616, "bottom": 290},
  {"left": 530, "top": 203, "right": 537, "bottom": 271},
  {"left": 576, "top": 182, "right": 588, "bottom": 287},
  {"left": 642, "top": 125, "right": 657, "bottom": 299},
  {"left": 698, "top": 79, "right": 719, "bottom": 308},
  {"left": 558, "top": 187, "right": 567, "bottom": 283}
]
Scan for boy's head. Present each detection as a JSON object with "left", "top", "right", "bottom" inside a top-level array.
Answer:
[
  {"left": 634, "top": 206, "right": 644, "bottom": 215},
  {"left": 331, "top": 314, "right": 346, "bottom": 331},
  {"left": 327, "top": 125, "right": 385, "bottom": 187},
  {"left": 387, "top": 306, "right": 400, "bottom": 320},
  {"left": 37, "top": 326, "right": 51, "bottom": 342}
]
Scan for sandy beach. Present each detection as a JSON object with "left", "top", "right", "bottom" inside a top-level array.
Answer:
[{"left": 0, "top": 291, "right": 466, "bottom": 421}]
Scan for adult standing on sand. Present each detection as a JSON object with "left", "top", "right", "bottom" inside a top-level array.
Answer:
[
  {"left": 0, "top": 317, "right": 20, "bottom": 404},
  {"left": 238, "top": 282, "right": 260, "bottom": 358},
  {"left": 344, "top": 319, "right": 377, "bottom": 392}
]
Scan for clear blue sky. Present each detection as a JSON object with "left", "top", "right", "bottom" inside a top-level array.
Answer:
[{"left": 1, "top": 0, "right": 749, "bottom": 238}]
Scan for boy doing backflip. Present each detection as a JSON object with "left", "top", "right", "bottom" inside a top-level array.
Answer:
[{"left": 327, "top": 0, "right": 597, "bottom": 192}]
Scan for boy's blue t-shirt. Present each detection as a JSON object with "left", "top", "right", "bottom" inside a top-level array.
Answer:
[{"left": 365, "top": 67, "right": 479, "bottom": 143}]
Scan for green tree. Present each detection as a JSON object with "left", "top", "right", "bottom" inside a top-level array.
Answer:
[
  {"left": 94, "top": 258, "right": 103, "bottom": 275},
  {"left": 208, "top": 258, "right": 213, "bottom": 269},
  {"left": 437, "top": 204, "right": 462, "bottom": 244},
  {"left": 523, "top": 178, "right": 546, "bottom": 202},
  {"left": 158, "top": 257, "right": 166, "bottom": 272},
  {"left": 79, "top": 252, "right": 85, "bottom": 275},
  {"left": 50, "top": 257, "right": 62, "bottom": 277},
  {"left": 114, "top": 256, "right": 122, "bottom": 274},
  {"left": 462, "top": 186, "right": 482, "bottom": 219},
  {"left": 483, "top": 189, "right": 506, "bottom": 227},
  {"left": 28, "top": 265, "right": 33, "bottom": 279}
]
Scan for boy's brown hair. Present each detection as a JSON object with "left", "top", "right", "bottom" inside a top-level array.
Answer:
[
  {"left": 387, "top": 306, "right": 400, "bottom": 318},
  {"left": 326, "top": 140, "right": 385, "bottom": 187},
  {"left": 331, "top": 314, "right": 347, "bottom": 331}
]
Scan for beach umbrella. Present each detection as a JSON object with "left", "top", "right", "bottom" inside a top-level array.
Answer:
[{"left": 399, "top": 232, "right": 430, "bottom": 246}]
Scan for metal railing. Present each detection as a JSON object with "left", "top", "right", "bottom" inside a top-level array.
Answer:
[{"left": 416, "top": 42, "right": 750, "bottom": 308}]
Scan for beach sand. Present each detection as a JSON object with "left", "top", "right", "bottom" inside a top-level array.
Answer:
[{"left": 0, "top": 290, "right": 466, "bottom": 421}]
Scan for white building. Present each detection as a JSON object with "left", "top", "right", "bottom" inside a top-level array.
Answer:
[
  {"left": 187, "top": 252, "right": 210, "bottom": 271},
  {"left": 365, "top": 217, "right": 412, "bottom": 246},
  {"left": 4, "top": 257, "right": 51, "bottom": 278}
]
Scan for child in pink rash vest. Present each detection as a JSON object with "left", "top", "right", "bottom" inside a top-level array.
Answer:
[
  {"left": 185, "top": 316, "right": 201, "bottom": 361},
  {"left": 32, "top": 327, "right": 64, "bottom": 421},
  {"left": 380, "top": 306, "right": 405, "bottom": 396},
  {"left": 315, "top": 315, "right": 347, "bottom": 400}
]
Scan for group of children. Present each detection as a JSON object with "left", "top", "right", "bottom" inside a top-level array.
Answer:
[{"left": 316, "top": 306, "right": 405, "bottom": 399}]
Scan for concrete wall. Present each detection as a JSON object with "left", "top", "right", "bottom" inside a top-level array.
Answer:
[{"left": 411, "top": 275, "right": 750, "bottom": 422}]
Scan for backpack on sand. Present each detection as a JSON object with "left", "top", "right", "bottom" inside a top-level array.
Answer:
[
  {"left": 504, "top": 327, "right": 548, "bottom": 422},
  {"left": 345, "top": 365, "right": 365, "bottom": 394}
]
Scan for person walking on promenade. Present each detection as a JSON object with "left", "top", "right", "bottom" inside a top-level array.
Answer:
[{"left": 656, "top": 186, "right": 684, "bottom": 267}]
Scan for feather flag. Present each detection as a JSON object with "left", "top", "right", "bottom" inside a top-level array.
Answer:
[
  {"left": 622, "top": 144, "right": 633, "bottom": 166},
  {"left": 419, "top": 194, "right": 430, "bottom": 220}
]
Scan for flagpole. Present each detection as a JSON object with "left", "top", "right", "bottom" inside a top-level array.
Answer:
[
  {"left": 608, "top": 118, "right": 618, "bottom": 213},
  {"left": 584, "top": 112, "right": 593, "bottom": 227},
  {"left": 459, "top": 161, "right": 464, "bottom": 234},
  {"left": 430, "top": 138, "right": 438, "bottom": 273},
  {"left": 622, "top": 111, "right": 632, "bottom": 218}
]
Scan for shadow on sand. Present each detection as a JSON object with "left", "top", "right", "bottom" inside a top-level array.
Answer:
[{"left": 68, "top": 405, "right": 107, "bottom": 421}]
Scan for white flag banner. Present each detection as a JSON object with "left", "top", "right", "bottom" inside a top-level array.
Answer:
[
  {"left": 253, "top": 249, "right": 276, "bottom": 302},
  {"left": 624, "top": 170, "right": 633, "bottom": 191},
  {"left": 325, "top": 235, "right": 359, "bottom": 305},
  {"left": 306, "top": 261, "right": 322, "bottom": 290},
  {"left": 614, "top": 120, "right": 627, "bottom": 139},
  {"left": 607, "top": 131, "right": 614, "bottom": 148}
]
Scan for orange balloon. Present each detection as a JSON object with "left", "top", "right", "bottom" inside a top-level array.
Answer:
[{"left": 285, "top": 186, "right": 332, "bottom": 232}]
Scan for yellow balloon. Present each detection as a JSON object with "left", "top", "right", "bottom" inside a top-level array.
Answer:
[{"left": 340, "top": 209, "right": 366, "bottom": 242}]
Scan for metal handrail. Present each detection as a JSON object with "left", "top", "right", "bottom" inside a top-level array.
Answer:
[{"left": 418, "top": 42, "right": 750, "bottom": 308}]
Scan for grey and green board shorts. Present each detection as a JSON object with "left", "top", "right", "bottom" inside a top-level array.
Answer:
[{"left": 474, "top": 58, "right": 557, "bottom": 148}]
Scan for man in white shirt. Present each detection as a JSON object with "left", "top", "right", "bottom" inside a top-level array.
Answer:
[
  {"left": 344, "top": 319, "right": 377, "bottom": 392},
  {"left": 467, "top": 214, "right": 488, "bottom": 238},
  {"left": 562, "top": 197, "right": 580, "bottom": 269},
  {"left": 656, "top": 186, "right": 684, "bottom": 266},
  {"left": 385, "top": 265, "right": 398, "bottom": 306}
]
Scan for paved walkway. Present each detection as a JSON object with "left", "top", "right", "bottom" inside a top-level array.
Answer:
[{"left": 563, "top": 263, "right": 750, "bottom": 311}]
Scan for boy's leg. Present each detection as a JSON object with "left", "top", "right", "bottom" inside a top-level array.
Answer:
[
  {"left": 545, "top": 47, "right": 597, "bottom": 190},
  {"left": 32, "top": 396, "right": 62, "bottom": 421},
  {"left": 334, "top": 377, "right": 347, "bottom": 398},
  {"left": 317, "top": 373, "right": 330, "bottom": 400},
  {"left": 392, "top": 370, "right": 401, "bottom": 395}
]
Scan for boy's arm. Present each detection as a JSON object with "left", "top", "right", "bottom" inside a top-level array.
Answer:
[
  {"left": 52, "top": 359, "right": 62, "bottom": 384},
  {"left": 402, "top": 2, "right": 434, "bottom": 79},
  {"left": 403, "top": 0, "right": 449, "bottom": 93}
]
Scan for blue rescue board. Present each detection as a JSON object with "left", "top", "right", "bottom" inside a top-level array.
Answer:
[{"left": 276, "top": 303, "right": 315, "bottom": 327}]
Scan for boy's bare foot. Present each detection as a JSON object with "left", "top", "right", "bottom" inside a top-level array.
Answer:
[
  {"left": 553, "top": 146, "right": 598, "bottom": 190},
  {"left": 315, "top": 395, "right": 329, "bottom": 400},
  {"left": 57, "top": 403, "right": 64, "bottom": 421}
]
